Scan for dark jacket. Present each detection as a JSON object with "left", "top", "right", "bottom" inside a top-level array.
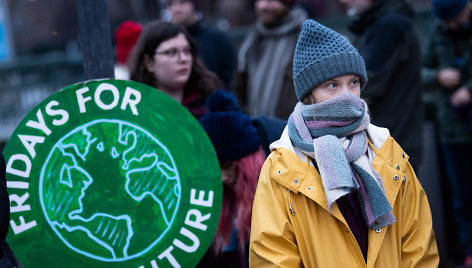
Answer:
[
  {"left": 422, "top": 15, "right": 472, "bottom": 144},
  {"left": 349, "top": 0, "right": 423, "bottom": 167},
  {"left": 252, "top": 116, "right": 286, "bottom": 156},
  {"left": 0, "top": 153, "right": 9, "bottom": 240},
  {"left": 0, "top": 153, "right": 9, "bottom": 258},
  {"left": 187, "top": 19, "right": 236, "bottom": 89}
]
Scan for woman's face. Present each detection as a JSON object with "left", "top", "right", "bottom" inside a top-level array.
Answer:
[
  {"left": 309, "top": 74, "right": 361, "bottom": 103},
  {"left": 221, "top": 162, "right": 237, "bottom": 187},
  {"left": 443, "top": 5, "right": 470, "bottom": 31},
  {"left": 168, "top": 0, "right": 196, "bottom": 27},
  {"left": 145, "top": 33, "right": 193, "bottom": 92}
]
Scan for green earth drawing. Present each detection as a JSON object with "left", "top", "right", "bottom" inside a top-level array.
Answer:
[{"left": 39, "top": 119, "right": 181, "bottom": 262}]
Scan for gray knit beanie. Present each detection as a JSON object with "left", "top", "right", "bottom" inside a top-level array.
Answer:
[{"left": 293, "top": 19, "right": 368, "bottom": 101}]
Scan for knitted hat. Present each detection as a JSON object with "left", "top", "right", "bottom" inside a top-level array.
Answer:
[
  {"left": 200, "top": 90, "right": 261, "bottom": 164},
  {"left": 114, "top": 21, "right": 143, "bottom": 64},
  {"left": 432, "top": 0, "right": 468, "bottom": 21},
  {"left": 293, "top": 19, "right": 368, "bottom": 101}
]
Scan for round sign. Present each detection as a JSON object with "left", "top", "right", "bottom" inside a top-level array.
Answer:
[{"left": 3, "top": 79, "right": 222, "bottom": 267}]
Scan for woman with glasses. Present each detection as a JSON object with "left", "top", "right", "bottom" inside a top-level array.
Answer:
[{"left": 129, "top": 20, "right": 222, "bottom": 119}]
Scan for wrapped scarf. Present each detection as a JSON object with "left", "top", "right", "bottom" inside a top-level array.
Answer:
[
  {"left": 237, "top": 7, "right": 307, "bottom": 117},
  {"left": 288, "top": 93, "right": 396, "bottom": 229}
]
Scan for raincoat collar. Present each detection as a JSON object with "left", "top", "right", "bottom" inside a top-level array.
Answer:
[{"left": 269, "top": 124, "right": 407, "bottom": 218}]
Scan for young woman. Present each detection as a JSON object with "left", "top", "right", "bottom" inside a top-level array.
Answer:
[
  {"left": 128, "top": 20, "right": 222, "bottom": 119},
  {"left": 249, "top": 19, "right": 439, "bottom": 267},
  {"left": 198, "top": 90, "right": 267, "bottom": 268}
]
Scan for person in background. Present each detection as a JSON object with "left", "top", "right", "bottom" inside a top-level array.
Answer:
[
  {"left": 249, "top": 19, "right": 439, "bottom": 267},
  {"left": 422, "top": 0, "right": 472, "bottom": 265},
  {"left": 167, "top": 0, "right": 236, "bottom": 88},
  {"left": 0, "top": 153, "right": 13, "bottom": 267},
  {"left": 233, "top": 0, "right": 307, "bottom": 119},
  {"left": 197, "top": 90, "right": 268, "bottom": 267},
  {"left": 128, "top": 20, "right": 222, "bottom": 119},
  {"left": 339, "top": 0, "right": 423, "bottom": 169},
  {"left": 114, "top": 20, "right": 142, "bottom": 80},
  {"left": 0, "top": 153, "right": 8, "bottom": 248}
]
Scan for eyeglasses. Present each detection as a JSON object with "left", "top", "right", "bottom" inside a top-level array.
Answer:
[{"left": 154, "top": 48, "right": 192, "bottom": 60}]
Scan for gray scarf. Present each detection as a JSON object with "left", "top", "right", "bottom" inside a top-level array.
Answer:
[
  {"left": 288, "top": 94, "right": 396, "bottom": 229},
  {"left": 237, "top": 7, "right": 307, "bottom": 117}
]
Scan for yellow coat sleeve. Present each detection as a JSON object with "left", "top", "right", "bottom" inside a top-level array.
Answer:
[
  {"left": 249, "top": 157, "right": 302, "bottom": 268},
  {"left": 400, "top": 163, "right": 440, "bottom": 267}
]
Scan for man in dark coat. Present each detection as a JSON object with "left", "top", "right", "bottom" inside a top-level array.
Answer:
[
  {"left": 422, "top": 0, "right": 472, "bottom": 265},
  {"left": 168, "top": 0, "right": 236, "bottom": 89},
  {"left": 232, "top": 0, "right": 307, "bottom": 119},
  {"left": 340, "top": 0, "right": 423, "bottom": 168}
]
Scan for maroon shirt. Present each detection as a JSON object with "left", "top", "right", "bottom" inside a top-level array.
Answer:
[
  {"left": 182, "top": 88, "right": 211, "bottom": 120},
  {"left": 337, "top": 191, "right": 368, "bottom": 261}
]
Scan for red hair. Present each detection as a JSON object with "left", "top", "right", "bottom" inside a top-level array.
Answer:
[{"left": 214, "top": 147, "right": 266, "bottom": 254}]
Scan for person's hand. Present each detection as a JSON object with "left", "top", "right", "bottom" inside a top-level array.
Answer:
[
  {"left": 450, "top": 86, "right": 471, "bottom": 107},
  {"left": 438, "top": 68, "right": 461, "bottom": 88}
]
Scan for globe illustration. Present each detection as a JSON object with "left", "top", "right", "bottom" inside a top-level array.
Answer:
[{"left": 39, "top": 119, "right": 181, "bottom": 262}]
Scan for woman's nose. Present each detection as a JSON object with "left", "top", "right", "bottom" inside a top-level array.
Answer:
[
  {"left": 339, "top": 85, "right": 350, "bottom": 94},
  {"left": 178, "top": 52, "right": 191, "bottom": 62},
  {"left": 446, "top": 21, "right": 459, "bottom": 30}
]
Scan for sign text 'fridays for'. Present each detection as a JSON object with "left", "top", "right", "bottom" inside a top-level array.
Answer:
[{"left": 5, "top": 81, "right": 220, "bottom": 267}]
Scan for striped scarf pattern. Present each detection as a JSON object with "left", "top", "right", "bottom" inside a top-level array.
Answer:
[{"left": 288, "top": 93, "right": 396, "bottom": 229}]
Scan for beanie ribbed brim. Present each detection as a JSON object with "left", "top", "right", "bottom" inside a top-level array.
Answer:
[
  {"left": 294, "top": 52, "right": 368, "bottom": 101},
  {"left": 200, "top": 111, "right": 261, "bottom": 164}
]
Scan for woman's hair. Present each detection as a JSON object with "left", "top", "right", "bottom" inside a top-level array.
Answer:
[
  {"left": 214, "top": 147, "right": 266, "bottom": 254},
  {"left": 128, "top": 20, "right": 221, "bottom": 97},
  {"left": 302, "top": 93, "right": 315, "bottom": 105}
]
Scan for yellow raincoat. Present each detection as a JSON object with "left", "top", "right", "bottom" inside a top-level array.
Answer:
[{"left": 250, "top": 125, "right": 439, "bottom": 267}]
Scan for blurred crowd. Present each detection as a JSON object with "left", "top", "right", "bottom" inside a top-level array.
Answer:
[{"left": 1, "top": 0, "right": 472, "bottom": 267}]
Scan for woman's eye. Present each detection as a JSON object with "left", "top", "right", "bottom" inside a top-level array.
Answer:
[
  {"left": 327, "top": 83, "right": 336, "bottom": 89},
  {"left": 350, "top": 79, "right": 360, "bottom": 86},
  {"left": 183, "top": 47, "right": 192, "bottom": 55},
  {"left": 167, "top": 49, "right": 178, "bottom": 57}
]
